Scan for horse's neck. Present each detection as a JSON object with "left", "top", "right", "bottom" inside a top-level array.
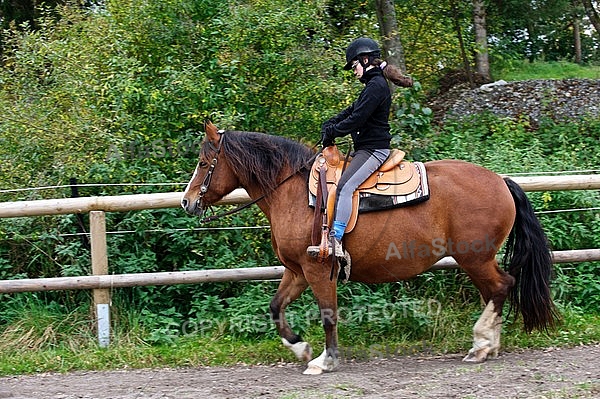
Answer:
[{"left": 244, "top": 174, "right": 309, "bottom": 223}]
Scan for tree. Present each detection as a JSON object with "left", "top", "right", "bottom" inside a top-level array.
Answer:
[
  {"left": 572, "top": 0, "right": 583, "bottom": 63},
  {"left": 374, "top": 0, "right": 407, "bottom": 72},
  {"left": 472, "top": 0, "right": 491, "bottom": 81},
  {"left": 375, "top": 0, "right": 409, "bottom": 97},
  {"left": 450, "top": 0, "right": 475, "bottom": 87},
  {"left": 1, "top": 0, "right": 36, "bottom": 56},
  {"left": 1, "top": 0, "right": 36, "bottom": 29},
  {"left": 580, "top": 0, "right": 600, "bottom": 37},
  {"left": 487, "top": 0, "right": 588, "bottom": 62}
]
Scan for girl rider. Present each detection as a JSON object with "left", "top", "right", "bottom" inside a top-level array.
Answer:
[{"left": 307, "top": 37, "right": 413, "bottom": 268}]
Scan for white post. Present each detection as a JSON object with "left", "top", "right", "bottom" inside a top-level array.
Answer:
[{"left": 96, "top": 303, "right": 110, "bottom": 348}]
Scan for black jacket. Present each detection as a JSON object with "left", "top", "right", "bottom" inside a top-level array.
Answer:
[{"left": 323, "top": 68, "right": 392, "bottom": 150}]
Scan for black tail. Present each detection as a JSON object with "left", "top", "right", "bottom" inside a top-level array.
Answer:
[{"left": 503, "top": 178, "right": 559, "bottom": 332}]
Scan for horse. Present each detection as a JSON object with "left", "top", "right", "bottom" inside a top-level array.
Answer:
[{"left": 181, "top": 122, "right": 558, "bottom": 375}]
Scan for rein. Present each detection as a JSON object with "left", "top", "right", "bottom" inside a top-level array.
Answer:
[
  {"left": 199, "top": 195, "right": 267, "bottom": 223},
  {"left": 198, "top": 166, "right": 312, "bottom": 223},
  {"left": 197, "top": 134, "right": 320, "bottom": 223}
]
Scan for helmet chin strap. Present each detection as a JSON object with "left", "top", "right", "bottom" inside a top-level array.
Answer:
[
  {"left": 358, "top": 56, "right": 372, "bottom": 70},
  {"left": 358, "top": 55, "right": 377, "bottom": 83}
]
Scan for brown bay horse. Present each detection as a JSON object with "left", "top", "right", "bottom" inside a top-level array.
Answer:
[{"left": 181, "top": 122, "right": 557, "bottom": 375}]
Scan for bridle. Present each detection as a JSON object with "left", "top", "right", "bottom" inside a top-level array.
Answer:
[{"left": 197, "top": 131, "right": 224, "bottom": 201}]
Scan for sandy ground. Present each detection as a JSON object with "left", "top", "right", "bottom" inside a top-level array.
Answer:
[{"left": 0, "top": 344, "right": 599, "bottom": 399}]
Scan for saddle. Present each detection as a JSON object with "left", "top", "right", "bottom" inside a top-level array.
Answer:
[{"left": 308, "top": 145, "right": 429, "bottom": 234}]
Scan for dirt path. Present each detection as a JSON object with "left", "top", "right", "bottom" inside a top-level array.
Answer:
[{"left": 0, "top": 345, "right": 599, "bottom": 399}]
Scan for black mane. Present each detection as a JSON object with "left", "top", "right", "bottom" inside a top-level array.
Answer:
[{"left": 203, "top": 130, "right": 315, "bottom": 193}]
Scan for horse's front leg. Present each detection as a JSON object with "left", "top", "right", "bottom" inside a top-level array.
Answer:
[
  {"left": 303, "top": 267, "right": 340, "bottom": 375},
  {"left": 269, "top": 269, "right": 312, "bottom": 362}
]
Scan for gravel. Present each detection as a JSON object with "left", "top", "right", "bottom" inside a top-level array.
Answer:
[{"left": 428, "top": 78, "right": 600, "bottom": 127}]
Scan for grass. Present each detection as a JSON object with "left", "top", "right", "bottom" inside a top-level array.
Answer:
[
  {"left": 493, "top": 60, "right": 600, "bottom": 81},
  {"left": 0, "top": 328, "right": 298, "bottom": 375},
  {"left": 1, "top": 298, "right": 599, "bottom": 376}
]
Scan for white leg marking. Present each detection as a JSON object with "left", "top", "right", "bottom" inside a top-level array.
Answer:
[
  {"left": 463, "top": 301, "right": 500, "bottom": 362},
  {"left": 490, "top": 314, "right": 502, "bottom": 358},
  {"left": 282, "top": 338, "right": 313, "bottom": 362},
  {"left": 303, "top": 347, "right": 339, "bottom": 375}
]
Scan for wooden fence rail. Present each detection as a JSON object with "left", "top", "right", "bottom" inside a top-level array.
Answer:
[
  {"left": 0, "top": 190, "right": 249, "bottom": 218},
  {"left": 0, "top": 249, "right": 599, "bottom": 295},
  {"left": 0, "top": 174, "right": 599, "bottom": 218}
]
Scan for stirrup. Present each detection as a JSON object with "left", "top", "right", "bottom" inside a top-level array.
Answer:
[
  {"left": 306, "top": 241, "right": 352, "bottom": 282},
  {"left": 306, "top": 238, "right": 345, "bottom": 258},
  {"left": 307, "top": 244, "right": 334, "bottom": 258}
]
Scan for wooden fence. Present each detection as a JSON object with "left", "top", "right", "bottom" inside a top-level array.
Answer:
[{"left": 1, "top": 174, "right": 599, "bottom": 346}]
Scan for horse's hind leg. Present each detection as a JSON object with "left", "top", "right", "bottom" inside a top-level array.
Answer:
[
  {"left": 269, "top": 269, "right": 312, "bottom": 362},
  {"left": 460, "top": 257, "right": 515, "bottom": 363}
]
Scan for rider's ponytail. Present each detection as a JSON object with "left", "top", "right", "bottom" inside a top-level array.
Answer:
[{"left": 373, "top": 59, "right": 413, "bottom": 88}]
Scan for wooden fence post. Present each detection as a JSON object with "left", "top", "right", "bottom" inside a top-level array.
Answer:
[{"left": 90, "top": 211, "right": 110, "bottom": 348}]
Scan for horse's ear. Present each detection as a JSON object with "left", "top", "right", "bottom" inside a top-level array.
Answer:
[{"left": 204, "top": 120, "right": 220, "bottom": 143}]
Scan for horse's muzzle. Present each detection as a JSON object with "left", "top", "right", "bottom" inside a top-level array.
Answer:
[{"left": 181, "top": 196, "right": 205, "bottom": 217}]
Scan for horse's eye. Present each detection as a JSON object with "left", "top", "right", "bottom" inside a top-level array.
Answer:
[{"left": 199, "top": 161, "right": 208, "bottom": 168}]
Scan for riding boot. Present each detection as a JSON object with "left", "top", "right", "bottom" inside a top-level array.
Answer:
[{"left": 331, "top": 237, "right": 345, "bottom": 257}]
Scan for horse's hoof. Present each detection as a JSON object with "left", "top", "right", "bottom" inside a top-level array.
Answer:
[
  {"left": 463, "top": 349, "right": 488, "bottom": 363},
  {"left": 488, "top": 347, "right": 499, "bottom": 359},
  {"left": 303, "top": 365, "right": 324, "bottom": 375},
  {"left": 282, "top": 338, "right": 313, "bottom": 362},
  {"left": 302, "top": 348, "right": 338, "bottom": 374}
]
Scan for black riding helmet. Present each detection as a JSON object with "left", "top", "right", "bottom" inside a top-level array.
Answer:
[{"left": 343, "top": 37, "right": 381, "bottom": 70}]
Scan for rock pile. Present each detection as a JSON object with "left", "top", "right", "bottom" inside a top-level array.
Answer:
[{"left": 428, "top": 79, "right": 600, "bottom": 128}]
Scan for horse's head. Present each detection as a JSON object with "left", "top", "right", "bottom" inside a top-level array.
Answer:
[{"left": 181, "top": 121, "right": 240, "bottom": 216}]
